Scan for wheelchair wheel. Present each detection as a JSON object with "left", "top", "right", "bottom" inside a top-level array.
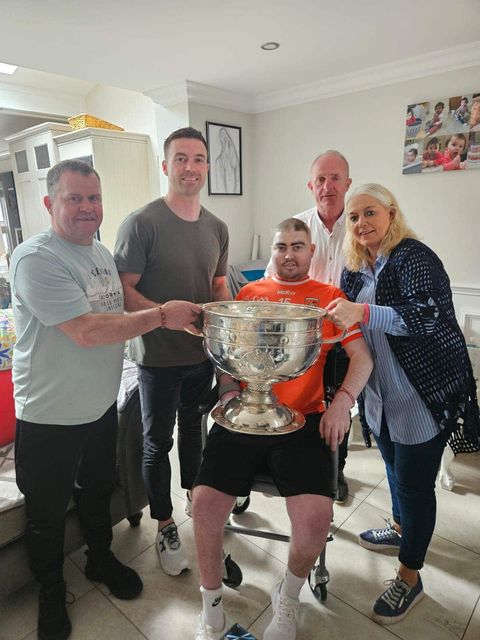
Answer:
[
  {"left": 309, "top": 566, "right": 329, "bottom": 603},
  {"left": 310, "top": 581, "right": 328, "bottom": 602},
  {"left": 222, "top": 553, "right": 243, "bottom": 588},
  {"left": 232, "top": 496, "right": 250, "bottom": 515}
]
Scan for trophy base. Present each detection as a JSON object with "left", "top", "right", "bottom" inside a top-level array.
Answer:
[{"left": 211, "top": 404, "right": 305, "bottom": 436}]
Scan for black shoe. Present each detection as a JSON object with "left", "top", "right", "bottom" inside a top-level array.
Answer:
[
  {"left": 85, "top": 550, "right": 143, "bottom": 600},
  {"left": 336, "top": 470, "right": 349, "bottom": 504},
  {"left": 38, "top": 581, "right": 72, "bottom": 640}
]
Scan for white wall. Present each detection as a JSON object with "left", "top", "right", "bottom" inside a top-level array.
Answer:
[
  {"left": 0, "top": 155, "right": 12, "bottom": 172},
  {"left": 154, "top": 102, "right": 190, "bottom": 195},
  {"left": 85, "top": 85, "right": 160, "bottom": 199},
  {"left": 252, "top": 66, "right": 480, "bottom": 296},
  {"left": 188, "top": 102, "right": 254, "bottom": 265}
]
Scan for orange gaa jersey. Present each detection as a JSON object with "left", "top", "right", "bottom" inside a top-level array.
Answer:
[{"left": 236, "top": 275, "right": 362, "bottom": 415}]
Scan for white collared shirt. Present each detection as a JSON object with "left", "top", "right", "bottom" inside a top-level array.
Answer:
[{"left": 265, "top": 207, "right": 347, "bottom": 287}]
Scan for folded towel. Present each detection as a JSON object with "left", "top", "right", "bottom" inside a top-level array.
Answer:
[{"left": 117, "top": 359, "right": 139, "bottom": 412}]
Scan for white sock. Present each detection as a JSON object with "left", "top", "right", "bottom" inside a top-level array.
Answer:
[
  {"left": 281, "top": 568, "right": 305, "bottom": 600},
  {"left": 200, "top": 585, "right": 225, "bottom": 630}
]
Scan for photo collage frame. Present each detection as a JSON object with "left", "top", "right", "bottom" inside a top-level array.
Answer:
[{"left": 402, "top": 92, "right": 480, "bottom": 175}]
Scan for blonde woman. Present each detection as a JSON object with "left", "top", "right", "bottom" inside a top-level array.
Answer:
[{"left": 325, "top": 183, "right": 479, "bottom": 624}]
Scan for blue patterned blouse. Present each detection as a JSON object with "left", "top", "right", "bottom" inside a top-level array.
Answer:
[{"left": 356, "top": 256, "right": 440, "bottom": 445}]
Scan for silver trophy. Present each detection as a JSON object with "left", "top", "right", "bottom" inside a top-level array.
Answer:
[{"left": 202, "top": 300, "right": 345, "bottom": 435}]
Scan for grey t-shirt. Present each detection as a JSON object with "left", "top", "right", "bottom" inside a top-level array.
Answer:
[
  {"left": 114, "top": 198, "right": 228, "bottom": 367},
  {"left": 10, "top": 228, "right": 125, "bottom": 425}
]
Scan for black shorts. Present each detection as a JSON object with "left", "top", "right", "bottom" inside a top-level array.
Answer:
[{"left": 194, "top": 413, "right": 335, "bottom": 499}]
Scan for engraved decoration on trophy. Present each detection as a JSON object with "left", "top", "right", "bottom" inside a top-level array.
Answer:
[{"left": 201, "top": 301, "right": 346, "bottom": 435}]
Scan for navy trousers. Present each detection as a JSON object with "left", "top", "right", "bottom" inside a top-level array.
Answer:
[
  {"left": 138, "top": 359, "right": 213, "bottom": 521},
  {"left": 15, "top": 404, "right": 117, "bottom": 585},
  {"left": 374, "top": 415, "right": 449, "bottom": 570}
]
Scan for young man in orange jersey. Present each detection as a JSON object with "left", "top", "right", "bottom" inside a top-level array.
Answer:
[{"left": 192, "top": 218, "right": 373, "bottom": 640}]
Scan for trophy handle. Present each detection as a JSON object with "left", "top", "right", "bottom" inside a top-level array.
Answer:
[
  {"left": 184, "top": 303, "right": 208, "bottom": 337},
  {"left": 322, "top": 329, "right": 358, "bottom": 344},
  {"left": 185, "top": 327, "right": 204, "bottom": 337}
]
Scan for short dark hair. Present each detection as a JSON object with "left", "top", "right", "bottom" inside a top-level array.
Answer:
[
  {"left": 163, "top": 127, "right": 208, "bottom": 159},
  {"left": 435, "top": 101, "right": 445, "bottom": 109},
  {"left": 273, "top": 217, "right": 312, "bottom": 242},
  {"left": 46, "top": 160, "right": 100, "bottom": 199},
  {"left": 407, "top": 148, "right": 418, "bottom": 157},
  {"left": 447, "top": 133, "right": 467, "bottom": 145},
  {"left": 427, "top": 137, "right": 439, "bottom": 147}
]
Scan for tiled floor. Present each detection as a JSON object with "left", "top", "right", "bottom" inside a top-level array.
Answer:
[{"left": 1, "top": 425, "right": 480, "bottom": 640}]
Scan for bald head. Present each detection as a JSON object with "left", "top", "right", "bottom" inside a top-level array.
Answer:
[{"left": 310, "top": 150, "right": 350, "bottom": 177}]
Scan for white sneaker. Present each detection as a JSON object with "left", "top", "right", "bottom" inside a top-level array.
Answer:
[
  {"left": 155, "top": 524, "right": 189, "bottom": 576},
  {"left": 194, "top": 614, "right": 229, "bottom": 640},
  {"left": 263, "top": 581, "right": 299, "bottom": 640},
  {"left": 185, "top": 491, "right": 192, "bottom": 517}
]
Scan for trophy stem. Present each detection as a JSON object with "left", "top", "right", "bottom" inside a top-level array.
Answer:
[
  {"left": 241, "top": 381, "right": 279, "bottom": 408},
  {"left": 211, "top": 381, "right": 306, "bottom": 435}
]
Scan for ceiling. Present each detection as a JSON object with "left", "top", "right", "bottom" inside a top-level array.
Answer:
[{"left": 0, "top": 0, "right": 479, "bottom": 106}]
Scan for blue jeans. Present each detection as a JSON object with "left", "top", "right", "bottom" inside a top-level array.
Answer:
[
  {"left": 374, "top": 416, "right": 449, "bottom": 570},
  {"left": 138, "top": 359, "right": 213, "bottom": 521}
]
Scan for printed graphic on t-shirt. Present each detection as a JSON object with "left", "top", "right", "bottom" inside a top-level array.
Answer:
[{"left": 86, "top": 266, "right": 123, "bottom": 313}]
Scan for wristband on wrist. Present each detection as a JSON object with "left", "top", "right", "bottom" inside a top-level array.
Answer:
[
  {"left": 157, "top": 305, "right": 167, "bottom": 329},
  {"left": 362, "top": 303, "right": 370, "bottom": 325},
  {"left": 336, "top": 386, "right": 356, "bottom": 408}
]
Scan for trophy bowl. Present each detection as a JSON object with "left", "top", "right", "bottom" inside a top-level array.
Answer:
[{"left": 202, "top": 300, "right": 343, "bottom": 435}]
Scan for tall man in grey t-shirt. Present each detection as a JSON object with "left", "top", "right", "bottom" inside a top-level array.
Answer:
[
  {"left": 10, "top": 160, "right": 202, "bottom": 640},
  {"left": 114, "top": 127, "right": 230, "bottom": 577}
]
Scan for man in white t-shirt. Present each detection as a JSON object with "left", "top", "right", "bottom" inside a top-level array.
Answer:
[
  {"left": 266, "top": 150, "right": 353, "bottom": 503},
  {"left": 10, "top": 159, "right": 201, "bottom": 640}
]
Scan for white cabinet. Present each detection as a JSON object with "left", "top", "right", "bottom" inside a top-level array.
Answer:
[
  {"left": 55, "top": 128, "right": 154, "bottom": 251},
  {"left": 7, "top": 124, "right": 156, "bottom": 251},
  {"left": 5, "top": 123, "right": 71, "bottom": 240}
]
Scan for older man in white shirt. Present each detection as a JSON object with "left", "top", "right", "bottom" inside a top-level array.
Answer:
[{"left": 266, "top": 150, "right": 353, "bottom": 502}]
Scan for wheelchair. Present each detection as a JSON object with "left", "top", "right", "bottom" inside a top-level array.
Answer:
[{"left": 199, "top": 389, "right": 338, "bottom": 603}]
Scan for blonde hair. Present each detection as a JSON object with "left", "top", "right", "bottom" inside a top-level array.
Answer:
[{"left": 343, "top": 183, "right": 417, "bottom": 271}]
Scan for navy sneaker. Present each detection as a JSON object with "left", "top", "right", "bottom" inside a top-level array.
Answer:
[
  {"left": 373, "top": 574, "right": 424, "bottom": 624},
  {"left": 358, "top": 519, "right": 401, "bottom": 550}
]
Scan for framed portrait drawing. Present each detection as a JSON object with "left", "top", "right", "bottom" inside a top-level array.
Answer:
[{"left": 206, "top": 122, "right": 242, "bottom": 195}]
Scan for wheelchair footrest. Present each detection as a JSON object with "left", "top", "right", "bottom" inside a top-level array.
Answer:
[{"left": 225, "top": 522, "right": 290, "bottom": 543}]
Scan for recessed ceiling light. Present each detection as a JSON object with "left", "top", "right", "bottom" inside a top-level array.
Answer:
[
  {"left": 261, "top": 42, "right": 280, "bottom": 51},
  {"left": 0, "top": 62, "right": 18, "bottom": 74}
]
